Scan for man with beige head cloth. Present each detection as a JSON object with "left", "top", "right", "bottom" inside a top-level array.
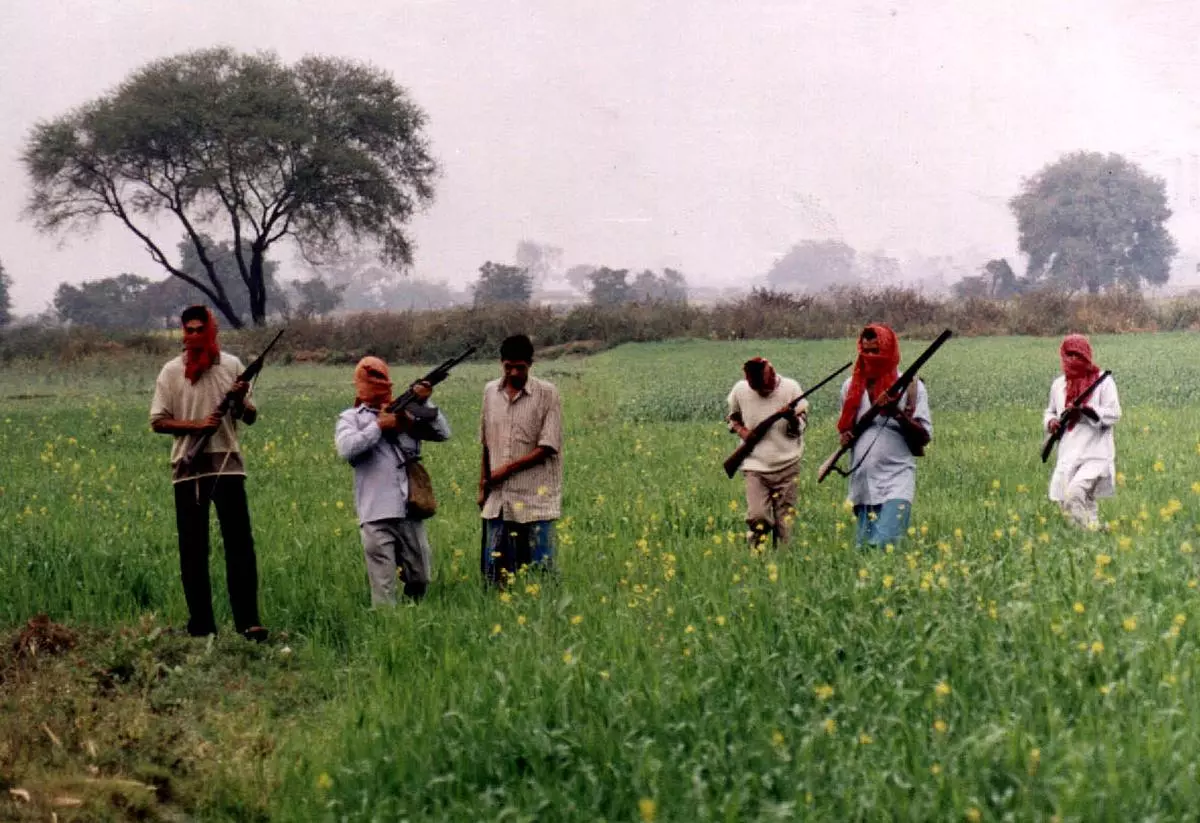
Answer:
[
  {"left": 335, "top": 357, "right": 451, "bottom": 604},
  {"left": 726, "top": 357, "right": 808, "bottom": 548}
]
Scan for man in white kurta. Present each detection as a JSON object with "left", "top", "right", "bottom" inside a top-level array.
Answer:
[
  {"left": 1044, "top": 334, "right": 1121, "bottom": 529},
  {"left": 727, "top": 357, "right": 807, "bottom": 548}
]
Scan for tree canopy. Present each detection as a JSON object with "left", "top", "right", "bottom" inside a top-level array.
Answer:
[
  {"left": 765, "top": 240, "right": 857, "bottom": 293},
  {"left": 473, "top": 262, "right": 532, "bottom": 306},
  {"left": 1010, "top": 152, "right": 1176, "bottom": 293},
  {"left": 22, "top": 47, "right": 438, "bottom": 326}
]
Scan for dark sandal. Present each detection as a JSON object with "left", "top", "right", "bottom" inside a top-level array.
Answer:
[{"left": 241, "top": 626, "right": 269, "bottom": 643}]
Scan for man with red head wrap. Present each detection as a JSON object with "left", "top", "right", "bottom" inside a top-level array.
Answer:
[
  {"left": 335, "top": 357, "right": 450, "bottom": 604},
  {"left": 1044, "top": 334, "right": 1121, "bottom": 529},
  {"left": 837, "top": 324, "right": 932, "bottom": 549},
  {"left": 149, "top": 305, "right": 267, "bottom": 641},
  {"left": 726, "top": 356, "right": 808, "bottom": 548}
]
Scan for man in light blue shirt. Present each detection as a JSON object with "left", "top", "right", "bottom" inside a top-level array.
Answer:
[{"left": 335, "top": 357, "right": 451, "bottom": 604}]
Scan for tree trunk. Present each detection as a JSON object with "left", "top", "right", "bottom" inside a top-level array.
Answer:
[
  {"left": 249, "top": 248, "right": 267, "bottom": 327},
  {"left": 182, "top": 274, "right": 243, "bottom": 329}
]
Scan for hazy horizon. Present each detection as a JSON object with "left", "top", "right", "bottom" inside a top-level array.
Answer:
[{"left": 4, "top": 0, "right": 1200, "bottom": 313}]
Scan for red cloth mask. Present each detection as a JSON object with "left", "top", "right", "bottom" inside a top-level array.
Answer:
[
  {"left": 354, "top": 357, "right": 394, "bottom": 408},
  {"left": 837, "top": 324, "right": 901, "bottom": 434},
  {"left": 183, "top": 308, "right": 221, "bottom": 384},
  {"left": 1060, "top": 334, "right": 1100, "bottom": 428}
]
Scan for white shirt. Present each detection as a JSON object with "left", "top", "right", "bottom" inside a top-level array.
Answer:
[
  {"left": 726, "top": 377, "right": 807, "bottom": 473},
  {"left": 842, "top": 378, "right": 931, "bottom": 506},
  {"left": 1044, "top": 375, "right": 1121, "bottom": 501}
]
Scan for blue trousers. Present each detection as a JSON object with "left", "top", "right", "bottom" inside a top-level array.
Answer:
[
  {"left": 853, "top": 499, "right": 912, "bottom": 549},
  {"left": 481, "top": 519, "right": 556, "bottom": 583}
]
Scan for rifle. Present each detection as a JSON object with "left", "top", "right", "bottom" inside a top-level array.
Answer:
[
  {"left": 180, "top": 328, "right": 286, "bottom": 470},
  {"left": 383, "top": 345, "right": 476, "bottom": 428},
  {"left": 1040, "top": 369, "right": 1111, "bottom": 463},
  {"left": 817, "top": 328, "right": 953, "bottom": 483},
  {"left": 722, "top": 362, "right": 852, "bottom": 478}
]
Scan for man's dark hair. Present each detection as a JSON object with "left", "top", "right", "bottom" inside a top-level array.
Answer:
[
  {"left": 743, "top": 357, "right": 769, "bottom": 385},
  {"left": 860, "top": 327, "right": 878, "bottom": 340},
  {"left": 500, "top": 334, "right": 535, "bottom": 363},
  {"left": 181, "top": 305, "right": 209, "bottom": 325}
]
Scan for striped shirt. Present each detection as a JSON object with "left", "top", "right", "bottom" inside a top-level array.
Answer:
[
  {"left": 479, "top": 376, "right": 563, "bottom": 523},
  {"left": 149, "top": 353, "right": 253, "bottom": 483}
]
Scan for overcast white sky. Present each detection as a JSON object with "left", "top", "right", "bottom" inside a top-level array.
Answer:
[{"left": 2, "top": 0, "right": 1200, "bottom": 311}]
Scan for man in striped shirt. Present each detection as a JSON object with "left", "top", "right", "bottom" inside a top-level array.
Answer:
[{"left": 478, "top": 334, "right": 564, "bottom": 584}]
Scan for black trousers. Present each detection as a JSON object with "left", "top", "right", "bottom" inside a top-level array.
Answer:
[{"left": 173, "top": 475, "right": 261, "bottom": 635}]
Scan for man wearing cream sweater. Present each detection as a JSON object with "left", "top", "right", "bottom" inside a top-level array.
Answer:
[{"left": 726, "top": 357, "right": 808, "bottom": 549}]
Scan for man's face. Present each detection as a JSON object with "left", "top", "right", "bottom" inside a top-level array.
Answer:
[
  {"left": 183, "top": 320, "right": 208, "bottom": 348},
  {"left": 502, "top": 360, "right": 531, "bottom": 389}
]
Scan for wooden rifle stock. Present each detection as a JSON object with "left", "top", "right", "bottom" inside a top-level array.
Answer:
[
  {"left": 816, "top": 328, "right": 953, "bottom": 483},
  {"left": 722, "top": 362, "right": 852, "bottom": 478},
  {"left": 1040, "top": 370, "right": 1111, "bottom": 463}
]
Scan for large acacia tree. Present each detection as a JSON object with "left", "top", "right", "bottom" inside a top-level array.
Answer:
[
  {"left": 1010, "top": 152, "right": 1176, "bottom": 294},
  {"left": 22, "top": 47, "right": 438, "bottom": 327}
]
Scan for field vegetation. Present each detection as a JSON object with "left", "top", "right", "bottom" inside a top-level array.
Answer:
[{"left": 1, "top": 333, "right": 1198, "bottom": 821}]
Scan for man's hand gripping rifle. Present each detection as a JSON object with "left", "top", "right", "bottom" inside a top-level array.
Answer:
[
  {"left": 181, "top": 328, "right": 286, "bottom": 471},
  {"left": 383, "top": 346, "right": 476, "bottom": 435},
  {"left": 722, "top": 361, "right": 852, "bottom": 478},
  {"left": 816, "top": 329, "right": 953, "bottom": 483},
  {"left": 1040, "top": 369, "right": 1111, "bottom": 463}
]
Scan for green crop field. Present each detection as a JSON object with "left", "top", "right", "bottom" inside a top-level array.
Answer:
[{"left": 2, "top": 333, "right": 1199, "bottom": 822}]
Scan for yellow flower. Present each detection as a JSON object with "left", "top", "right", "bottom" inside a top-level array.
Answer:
[
  {"left": 562, "top": 649, "right": 575, "bottom": 664},
  {"left": 570, "top": 614, "right": 583, "bottom": 625},
  {"left": 715, "top": 615, "right": 726, "bottom": 627},
  {"left": 1099, "top": 684, "right": 1111, "bottom": 695},
  {"left": 934, "top": 681, "right": 952, "bottom": 698},
  {"left": 933, "top": 719, "right": 948, "bottom": 734},
  {"left": 1028, "top": 747, "right": 1041, "bottom": 776},
  {"left": 517, "top": 615, "right": 527, "bottom": 626},
  {"left": 858, "top": 732, "right": 874, "bottom": 745},
  {"left": 728, "top": 499, "right": 740, "bottom": 512},
  {"left": 882, "top": 575, "right": 894, "bottom": 589},
  {"left": 599, "top": 670, "right": 610, "bottom": 679},
  {"left": 1153, "top": 460, "right": 1165, "bottom": 472},
  {"left": 1182, "top": 542, "right": 1194, "bottom": 555},
  {"left": 1174, "top": 613, "right": 1187, "bottom": 627},
  {"left": 767, "top": 564, "right": 779, "bottom": 583},
  {"left": 771, "top": 729, "right": 785, "bottom": 747},
  {"left": 991, "top": 479, "right": 1001, "bottom": 489},
  {"left": 499, "top": 592, "right": 513, "bottom": 604},
  {"left": 638, "top": 797, "right": 657, "bottom": 823},
  {"left": 1073, "top": 602, "right": 1085, "bottom": 614},
  {"left": 1122, "top": 617, "right": 1137, "bottom": 632},
  {"left": 930, "top": 763, "right": 942, "bottom": 776},
  {"left": 335, "top": 500, "right": 344, "bottom": 510},
  {"left": 491, "top": 623, "right": 502, "bottom": 636},
  {"left": 1095, "top": 554, "right": 1112, "bottom": 567},
  {"left": 1091, "top": 641, "right": 1104, "bottom": 654},
  {"left": 822, "top": 717, "right": 837, "bottom": 735},
  {"left": 814, "top": 684, "right": 835, "bottom": 701},
  {"left": 316, "top": 772, "right": 333, "bottom": 791},
  {"left": 685, "top": 624, "right": 696, "bottom": 634},
  {"left": 966, "top": 808, "right": 982, "bottom": 823}
]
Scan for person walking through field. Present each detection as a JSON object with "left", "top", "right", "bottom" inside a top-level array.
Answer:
[
  {"left": 837, "top": 324, "right": 932, "bottom": 549},
  {"left": 726, "top": 357, "right": 807, "bottom": 548},
  {"left": 1044, "top": 334, "right": 1121, "bottom": 530},
  {"left": 149, "top": 305, "right": 268, "bottom": 641},
  {"left": 478, "top": 334, "right": 563, "bottom": 585},
  {"left": 335, "top": 357, "right": 451, "bottom": 604}
]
